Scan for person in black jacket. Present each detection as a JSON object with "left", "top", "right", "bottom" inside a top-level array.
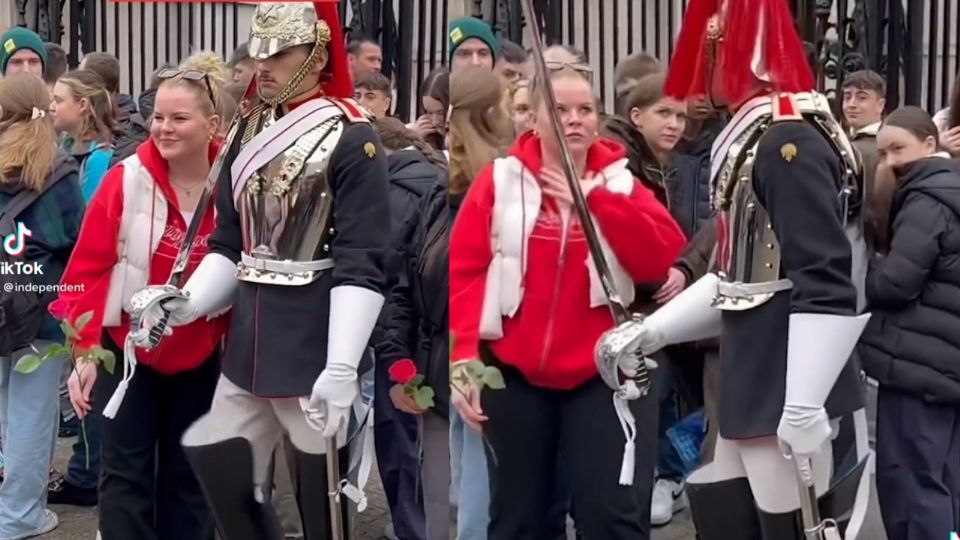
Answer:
[
  {"left": 371, "top": 116, "right": 444, "bottom": 540},
  {"left": 858, "top": 106, "right": 960, "bottom": 540},
  {"left": 377, "top": 175, "right": 450, "bottom": 540}
]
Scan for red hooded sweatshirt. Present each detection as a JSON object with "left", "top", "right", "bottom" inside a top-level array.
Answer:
[
  {"left": 450, "top": 133, "right": 686, "bottom": 390},
  {"left": 59, "top": 138, "right": 228, "bottom": 374}
]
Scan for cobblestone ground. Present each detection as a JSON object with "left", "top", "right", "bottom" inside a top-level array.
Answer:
[{"left": 46, "top": 436, "right": 887, "bottom": 540}]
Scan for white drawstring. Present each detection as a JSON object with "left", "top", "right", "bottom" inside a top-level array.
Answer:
[
  {"left": 613, "top": 385, "right": 638, "bottom": 486},
  {"left": 103, "top": 334, "right": 138, "bottom": 419}
]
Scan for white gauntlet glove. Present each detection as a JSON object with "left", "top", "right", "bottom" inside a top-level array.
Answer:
[
  {"left": 133, "top": 253, "right": 237, "bottom": 344},
  {"left": 777, "top": 313, "right": 870, "bottom": 461},
  {"left": 302, "top": 286, "right": 384, "bottom": 438}
]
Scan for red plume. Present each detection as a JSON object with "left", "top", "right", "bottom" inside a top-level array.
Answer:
[
  {"left": 722, "top": 0, "right": 814, "bottom": 104},
  {"left": 315, "top": 1, "right": 353, "bottom": 98},
  {"left": 665, "top": 0, "right": 815, "bottom": 106},
  {"left": 664, "top": 0, "right": 719, "bottom": 100}
]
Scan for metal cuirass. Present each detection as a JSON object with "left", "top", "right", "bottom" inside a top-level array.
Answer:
[
  {"left": 234, "top": 104, "right": 346, "bottom": 286},
  {"left": 712, "top": 92, "right": 861, "bottom": 311}
]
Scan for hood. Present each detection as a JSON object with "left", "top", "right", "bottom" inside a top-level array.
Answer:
[
  {"left": 894, "top": 155, "right": 960, "bottom": 218},
  {"left": 509, "top": 130, "right": 627, "bottom": 176},
  {"left": 601, "top": 115, "right": 653, "bottom": 170},
  {"left": 138, "top": 88, "right": 158, "bottom": 121},
  {"left": 387, "top": 149, "right": 440, "bottom": 197},
  {"left": 135, "top": 137, "right": 222, "bottom": 209},
  {"left": 118, "top": 94, "right": 138, "bottom": 116}
]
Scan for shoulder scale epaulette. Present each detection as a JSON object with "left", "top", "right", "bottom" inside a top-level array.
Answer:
[{"left": 329, "top": 97, "right": 371, "bottom": 124}]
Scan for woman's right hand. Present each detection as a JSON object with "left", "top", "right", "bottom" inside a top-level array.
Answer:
[
  {"left": 414, "top": 114, "right": 437, "bottom": 137},
  {"left": 940, "top": 126, "right": 960, "bottom": 156},
  {"left": 451, "top": 377, "right": 487, "bottom": 433},
  {"left": 68, "top": 362, "right": 97, "bottom": 419}
]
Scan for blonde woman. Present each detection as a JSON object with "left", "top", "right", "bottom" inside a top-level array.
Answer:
[
  {"left": 0, "top": 74, "right": 85, "bottom": 540},
  {"left": 447, "top": 65, "right": 513, "bottom": 540},
  {"left": 450, "top": 53, "right": 685, "bottom": 538},
  {"left": 52, "top": 69, "right": 117, "bottom": 202},
  {"left": 59, "top": 52, "right": 231, "bottom": 540}
]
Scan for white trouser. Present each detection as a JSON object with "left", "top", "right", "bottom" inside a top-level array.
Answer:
[
  {"left": 182, "top": 374, "right": 347, "bottom": 487},
  {"left": 688, "top": 434, "right": 833, "bottom": 514}
]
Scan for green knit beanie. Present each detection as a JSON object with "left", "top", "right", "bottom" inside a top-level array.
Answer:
[
  {"left": 448, "top": 17, "right": 499, "bottom": 63},
  {"left": 0, "top": 27, "right": 47, "bottom": 75}
]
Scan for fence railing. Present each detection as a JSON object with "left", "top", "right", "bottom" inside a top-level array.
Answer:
[
  {"left": 14, "top": 0, "right": 448, "bottom": 122},
  {"left": 486, "top": 0, "right": 958, "bottom": 115}
]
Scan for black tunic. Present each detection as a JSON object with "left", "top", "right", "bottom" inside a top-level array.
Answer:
[
  {"left": 718, "top": 120, "right": 865, "bottom": 439},
  {"left": 209, "top": 120, "right": 391, "bottom": 397}
]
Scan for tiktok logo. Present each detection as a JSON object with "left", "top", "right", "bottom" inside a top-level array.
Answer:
[{"left": 3, "top": 222, "right": 32, "bottom": 256}]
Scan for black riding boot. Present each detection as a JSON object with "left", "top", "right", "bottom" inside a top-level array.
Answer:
[
  {"left": 687, "top": 477, "right": 763, "bottom": 540},
  {"left": 183, "top": 437, "right": 284, "bottom": 540},
  {"left": 290, "top": 446, "right": 353, "bottom": 540}
]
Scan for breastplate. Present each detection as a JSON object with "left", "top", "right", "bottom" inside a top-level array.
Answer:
[
  {"left": 712, "top": 93, "right": 861, "bottom": 311},
  {"left": 234, "top": 105, "right": 346, "bottom": 286}
]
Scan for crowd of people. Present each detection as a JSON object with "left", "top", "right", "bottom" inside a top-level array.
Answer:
[{"left": 0, "top": 0, "right": 957, "bottom": 539}]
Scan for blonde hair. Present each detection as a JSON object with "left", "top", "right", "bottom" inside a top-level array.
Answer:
[
  {"left": 57, "top": 69, "right": 116, "bottom": 145},
  {"left": 449, "top": 66, "right": 512, "bottom": 196},
  {"left": 0, "top": 74, "right": 59, "bottom": 190},
  {"left": 529, "top": 45, "right": 593, "bottom": 110},
  {"left": 159, "top": 51, "right": 230, "bottom": 118}
]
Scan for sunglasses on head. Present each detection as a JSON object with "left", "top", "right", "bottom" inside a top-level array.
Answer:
[
  {"left": 544, "top": 60, "right": 593, "bottom": 82},
  {"left": 157, "top": 68, "right": 216, "bottom": 108}
]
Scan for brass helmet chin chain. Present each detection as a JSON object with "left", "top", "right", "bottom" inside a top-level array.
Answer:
[{"left": 262, "top": 21, "right": 332, "bottom": 108}]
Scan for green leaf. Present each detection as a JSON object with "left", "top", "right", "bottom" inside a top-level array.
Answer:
[
  {"left": 14, "top": 354, "right": 44, "bottom": 374},
  {"left": 414, "top": 386, "right": 435, "bottom": 409},
  {"left": 98, "top": 349, "right": 117, "bottom": 375},
  {"left": 74, "top": 311, "right": 94, "bottom": 332},
  {"left": 409, "top": 374, "right": 425, "bottom": 387},
  {"left": 59, "top": 320, "right": 79, "bottom": 340},
  {"left": 43, "top": 343, "right": 69, "bottom": 359},
  {"left": 464, "top": 360, "right": 486, "bottom": 379},
  {"left": 481, "top": 366, "right": 505, "bottom": 390}
]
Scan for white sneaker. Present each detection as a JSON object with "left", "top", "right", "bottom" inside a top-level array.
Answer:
[
  {"left": 650, "top": 478, "right": 687, "bottom": 526},
  {"left": 0, "top": 509, "right": 58, "bottom": 540}
]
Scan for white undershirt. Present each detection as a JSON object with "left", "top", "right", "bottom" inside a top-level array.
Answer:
[{"left": 181, "top": 211, "right": 195, "bottom": 224}]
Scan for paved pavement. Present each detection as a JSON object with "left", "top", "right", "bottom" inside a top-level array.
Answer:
[{"left": 46, "top": 436, "right": 888, "bottom": 540}]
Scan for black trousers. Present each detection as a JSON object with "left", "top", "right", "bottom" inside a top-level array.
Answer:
[
  {"left": 95, "top": 335, "right": 220, "bottom": 540},
  {"left": 876, "top": 387, "right": 960, "bottom": 540},
  {"left": 480, "top": 352, "right": 658, "bottom": 540}
]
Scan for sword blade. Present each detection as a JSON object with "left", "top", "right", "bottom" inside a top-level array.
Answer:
[
  {"left": 519, "top": 0, "right": 629, "bottom": 324},
  {"left": 326, "top": 436, "right": 344, "bottom": 539}
]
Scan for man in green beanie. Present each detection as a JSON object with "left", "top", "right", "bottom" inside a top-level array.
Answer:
[
  {"left": 0, "top": 27, "right": 47, "bottom": 78},
  {"left": 448, "top": 16, "right": 499, "bottom": 72}
]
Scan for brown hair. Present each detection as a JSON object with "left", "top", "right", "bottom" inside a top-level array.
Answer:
[
  {"left": 882, "top": 106, "right": 939, "bottom": 144},
  {"left": 449, "top": 66, "right": 512, "bottom": 196},
  {"left": 841, "top": 70, "right": 886, "bottom": 97},
  {"left": 614, "top": 51, "right": 661, "bottom": 114},
  {"left": 57, "top": 69, "right": 116, "bottom": 145},
  {"left": 355, "top": 72, "right": 392, "bottom": 95},
  {"left": 43, "top": 43, "right": 68, "bottom": 85},
  {"left": 373, "top": 116, "right": 447, "bottom": 170},
  {"left": 0, "top": 74, "right": 59, "bottom": 190},
  {"left": 81, "top": 52, "right": 121, "bottom": 94},
  {"left": 623, "top": 73, "right": 668, "bottom": 115}
]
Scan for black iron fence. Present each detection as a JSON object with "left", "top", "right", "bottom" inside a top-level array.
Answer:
[
  {"left": 483, "top": 0, "right": 959, "bottom": 116},
  {"left": 15, "top": 0, "right": 448, "bottom": 122}
]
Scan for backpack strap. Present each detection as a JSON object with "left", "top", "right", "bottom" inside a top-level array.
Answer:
[{"left": 0, "top": 168, "right": 71, "bottom": 236}]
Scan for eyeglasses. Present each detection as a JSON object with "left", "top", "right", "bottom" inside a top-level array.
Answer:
[
  {"left": 544, "top": 60, "right": 593, "bottom": 82},
  {"left": 157, "top": 68, "right": 217, "bottom": 109}
]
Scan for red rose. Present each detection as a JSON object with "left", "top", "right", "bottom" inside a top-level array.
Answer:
[
  {"left": 48, "top": 299, "right": 72, "bottom": 320},
  {"left": 388, "top": 359, "right": 418, "bottom": 385}
]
